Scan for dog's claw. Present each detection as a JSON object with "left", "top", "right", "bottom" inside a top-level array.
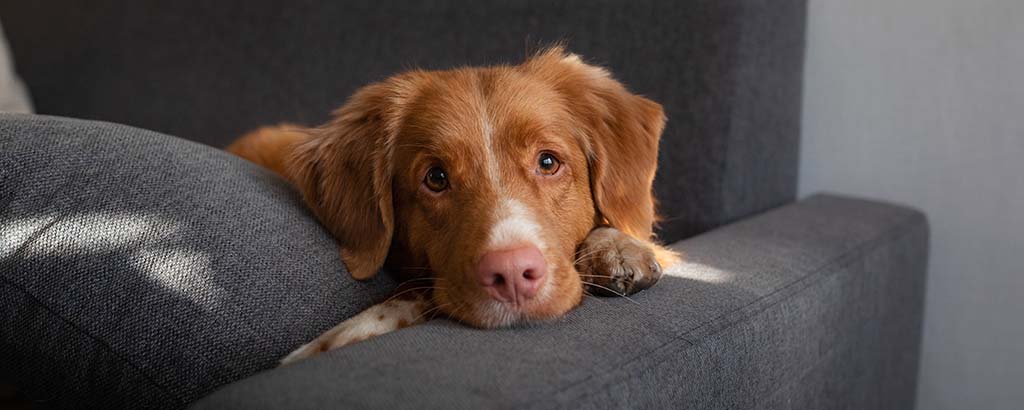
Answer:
[{"left": 576, "top": 227, "right": 663, "bottom": 297}]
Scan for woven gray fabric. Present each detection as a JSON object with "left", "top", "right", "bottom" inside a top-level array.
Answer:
[
  {"left": 0, "top": 114, "right": 396, "bottom": 409},
  {"left": 0, "top": 0, "right": 806, "bottom": 243},
  {"left": 191, "top": 194, "right": 929, "bottom": 409}
]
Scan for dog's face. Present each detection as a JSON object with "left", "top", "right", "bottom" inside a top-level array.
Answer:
[{"left": 289, "top": 48, "right": 664, "bottom": 328}]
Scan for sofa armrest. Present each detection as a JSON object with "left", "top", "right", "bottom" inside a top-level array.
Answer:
[{"left": 192, "top": 194, "right": 929, "bottom": 409}]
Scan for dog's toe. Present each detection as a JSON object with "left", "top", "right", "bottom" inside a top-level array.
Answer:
[
  {"left": 577, "top": 227, "right": 663, "bottom": 296},
  {"left": 279, "top": 342, "right": 319, "bottom": 366}
]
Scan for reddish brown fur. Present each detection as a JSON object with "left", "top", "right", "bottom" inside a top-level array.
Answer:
[
  {"left": 226, "top": 124, "right": 306, "bottom": 177},
  {"left": 228, "top": 46, "right": 676, "bottom": 328}
]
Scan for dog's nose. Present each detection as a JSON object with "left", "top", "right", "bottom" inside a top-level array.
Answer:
[{"left": 476, "top": 246, "right": 547, "bottom": 305}]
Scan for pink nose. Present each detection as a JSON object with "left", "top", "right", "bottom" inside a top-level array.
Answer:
[{"left": 476, "top": 246, "right": 547, "bottom": 305}]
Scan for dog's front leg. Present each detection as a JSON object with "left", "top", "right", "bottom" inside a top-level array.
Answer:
[
  {"left": 575, "top": 227, "right": 680, "bottom": 297},
  {"left": 280, "top": 287, "right": 431, "bottom": 366}
]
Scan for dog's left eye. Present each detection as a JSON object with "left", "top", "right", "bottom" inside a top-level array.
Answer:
[
  {"left": 424, "top": 167, "right": 450, "bottom": 192},
  {"left": 537, "top": 152, "right": 561, "bottom": 175}
]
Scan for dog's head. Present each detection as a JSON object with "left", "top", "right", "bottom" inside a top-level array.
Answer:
[{"left": 289, "top": 47, "right": 664, "bottom": 327}]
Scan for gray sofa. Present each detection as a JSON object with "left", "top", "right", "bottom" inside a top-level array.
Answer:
[{"left": 0, "top": 1, "right": 928, "bottom": 409}]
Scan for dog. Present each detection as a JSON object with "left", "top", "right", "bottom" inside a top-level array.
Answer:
[{"left": 227, "top": 47, "right": 679, "bottom": 365}]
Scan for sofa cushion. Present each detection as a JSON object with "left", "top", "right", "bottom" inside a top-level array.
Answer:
[
  {"left": 190, "top": 194, "right": 928, "bottom": 410},
  {"left": 0, "top": 114, "right": 396, "bottom": 409},
  {"left": 0, "top": 0, "right": 807, "bottom": 242}
]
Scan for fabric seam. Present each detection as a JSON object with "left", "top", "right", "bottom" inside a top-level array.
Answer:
[{"left": 0, "top": 277, "right": 184, "bottom": 406}]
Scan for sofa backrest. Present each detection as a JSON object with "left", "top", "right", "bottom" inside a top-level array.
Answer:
[{"left": 0, "top": 0, "right": 806, "bottom": 242}]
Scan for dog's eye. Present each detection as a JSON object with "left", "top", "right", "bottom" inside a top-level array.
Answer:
[
  {"left": 537, "top": 152, "right": 561, "bottom": 175},
  {"left": 424, "top": 167, "right": 450, "bottom": 192}
]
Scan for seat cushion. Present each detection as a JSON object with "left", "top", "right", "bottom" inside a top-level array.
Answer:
[
  {"left": 0, "top": 114, "right": 396, "bottom": 409},
  {"left": 190, "top": 194, "right": 929, "bottom": 410},
  {"left": 0, "top": 0, "right": 807, "bottom": 242}
]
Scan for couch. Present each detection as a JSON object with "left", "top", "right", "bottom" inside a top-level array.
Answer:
[{"left": 0, "top": 1, "right": 928, "bottom": 408}]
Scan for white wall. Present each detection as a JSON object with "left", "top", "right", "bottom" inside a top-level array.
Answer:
[{"left": 799, "top": 1, "right": 1024, "bottom": 409}]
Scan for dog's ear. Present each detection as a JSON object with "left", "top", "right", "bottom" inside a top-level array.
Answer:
[
  {"left": 288, "top": 82, "right": 406, "bottom": 280},
  {"left": 524, "top": 47, "right": 665, "bottom": 241}
]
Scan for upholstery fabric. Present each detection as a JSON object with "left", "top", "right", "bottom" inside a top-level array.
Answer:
[
  {"left": 191, "top": 195, "right": 929, "bottom": 410},
  {"left": 0, "top": 114, "right": 396, "bottom": 409},
  {"left": 0, "top": 0, "right": 807, "bottom": 242},
  {"left": 0, "top": 115, "right": 928, "bottom": 409}
]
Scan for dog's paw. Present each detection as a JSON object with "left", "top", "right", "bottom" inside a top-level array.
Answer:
[
  {"left": 279, "top": 298, "right": 426, "bottom": 366},
  {"left": 280, "top": 340, "right": 327, "bottom": 366},
  {"left": 278, "top": 315, "right": 381, "bottom": 366},
  {"left": 575, "top": 227, "right": 664, "bottom": 296}
]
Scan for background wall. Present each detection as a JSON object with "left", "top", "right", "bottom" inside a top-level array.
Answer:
[{"left": 799, "top": 1, "right": 1024, "bottom": 409}]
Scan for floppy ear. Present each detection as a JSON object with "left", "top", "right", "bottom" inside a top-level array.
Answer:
[
  {"left": 525, "top": 47, "right": 666, "bottom": 241},
  {"left": 593, "top": 93, "right": 663, "bottom": 239},
  {"left": 287, "top": 83, "right": 400, "bottom": 280},
  {"left": 587, "top": 93, "right": 664, "bottom": 241}
]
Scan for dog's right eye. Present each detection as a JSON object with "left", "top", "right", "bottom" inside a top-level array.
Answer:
[
  {"left": 537, "top": 152, "right": 561, "bottom": 176},
  {"left": 424, "top": 167, "right": 450, "bottom": 192}
]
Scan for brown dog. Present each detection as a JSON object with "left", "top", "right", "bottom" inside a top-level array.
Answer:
[{"left": 227, "top": 47, "right": 679, "bottom": 365}]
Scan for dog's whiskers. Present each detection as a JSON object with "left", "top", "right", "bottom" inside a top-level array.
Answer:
[
  {"left": 442, "top": 301, "right": 469, "bottom": 323},
  {"left": 582, "top": 291, "right": 611, "bottom": 306},
  {"left": 580, "top": 281, "right": 642, "bottom": 305},
  {"left": 396, "top": 276, "right": 444, "bottom": 283},
  {"left": 413, "top": 303, "right": 449, "bottom": 323},
  {"left": 381, "top": 286, "right": 444, "bottom": 304},
  {"left": 573, "top": 248, "right": 606, "bottom": 265},
  {"left": 579, "top": 274, "right": 629, "bottom": 280}
]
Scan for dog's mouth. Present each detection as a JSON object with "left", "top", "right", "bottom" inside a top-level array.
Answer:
[
  {"left": 440, "top": 298, "right": 563, "bottom": 329},
  {"left": 442, "top": 296, "right": 552, "bottom": 329},
  {"left": 432, "top": 263, "right": 584, "bottom": 329}
]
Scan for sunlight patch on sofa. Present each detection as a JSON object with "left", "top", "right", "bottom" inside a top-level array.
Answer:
[
  {"left": 0, "top": 212, "right": 179, "bottom": 258},
  {"left": 131, "top": 248, "right": 223, "bottom": 305},
  {"left": 663, "top": 261, "right": 734, "bottom": 284},
  {"left": 2, "top": 212, "right": 224, "bottom": 307}
]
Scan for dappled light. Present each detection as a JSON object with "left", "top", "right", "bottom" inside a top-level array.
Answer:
[
  {"left": 662, "top": 260, "right": 735, "bottom": 284},
  {"left": 0, "top": 212, "right": 177, "bottom": 257},
  {"left": 2, "top": 211, "right": 221, "bottom": 308},
  {"left": 131, "top": 248, "right": 221, "bottom": 305}
]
